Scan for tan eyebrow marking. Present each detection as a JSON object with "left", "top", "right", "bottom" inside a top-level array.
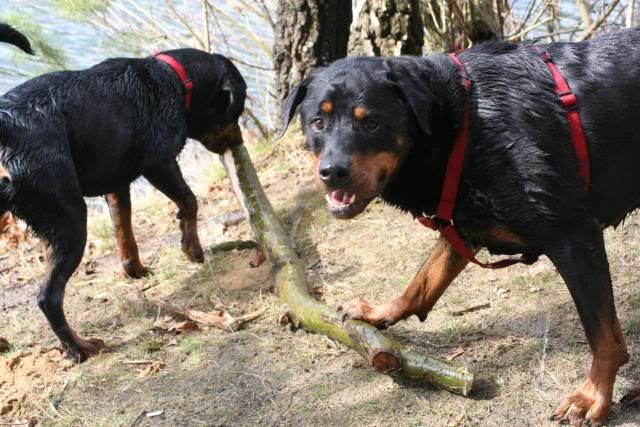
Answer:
[
  {"left": 353, "top": 106, "right": 368, "bottom": 121},
  {"left": 320, "top": 100, "right": 333, "bottom": 113}
]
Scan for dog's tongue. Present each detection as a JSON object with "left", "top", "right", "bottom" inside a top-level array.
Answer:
[{"left": 330, "top": 190, "right": 353, "bottom": 205}]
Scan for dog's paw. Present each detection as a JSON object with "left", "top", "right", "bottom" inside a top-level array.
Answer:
[
  {"left": 551, "top": 389, "right": 608, "bottom": 426},
  {"left": 337, "top": 298, "right": 396, "bottom": 329},
  {"left": 182, "top": 241, "right": 204, "bottom": 263},
  {"left": 120, "top": 259, "right": 149, "bottom": 279},
  {"left": 64, "top": 337, "right": 105, "bottom": 363}
]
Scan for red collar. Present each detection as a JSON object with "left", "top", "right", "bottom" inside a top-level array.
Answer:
[{"left": 155, "top": 53, "right": 193, "bottom": 112}]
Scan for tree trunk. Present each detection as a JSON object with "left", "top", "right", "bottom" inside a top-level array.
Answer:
[
  {"left": 272, "top": 0, "right": 352, "bottom": 110},
  {"left": 349, "top": 0, "right": 424, "bottom": 56}
]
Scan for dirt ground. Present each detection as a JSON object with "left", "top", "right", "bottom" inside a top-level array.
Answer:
[{"left": 1, "top": 138, "right": 640, "bottom": 426}]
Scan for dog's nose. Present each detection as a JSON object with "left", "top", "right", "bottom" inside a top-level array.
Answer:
[{"left": 319, "top": 159, "right": 350, "bottom": 187}]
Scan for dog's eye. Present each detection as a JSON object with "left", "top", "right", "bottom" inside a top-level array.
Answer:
[
  {"left": 310, "top": 118, "right": 324, "bottom": 131},
  {"left": 362, "top": 120, "right": 379, "bottom": 132}
]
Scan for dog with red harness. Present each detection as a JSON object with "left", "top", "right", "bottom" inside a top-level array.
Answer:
[{"left": 281, "top": 29, "right": 640, "bottom": 425}]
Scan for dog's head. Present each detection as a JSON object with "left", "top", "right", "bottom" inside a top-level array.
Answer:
[
  {"left": 280, "top": 56, "right": 437, "bottom": 219},
  {"left": 163, "top": 49, "right": 247, "bottom": 154}
]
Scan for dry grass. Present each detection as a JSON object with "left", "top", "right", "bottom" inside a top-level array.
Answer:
[{"left": 1, "top": 135, "right": 639, "bottom": 426}]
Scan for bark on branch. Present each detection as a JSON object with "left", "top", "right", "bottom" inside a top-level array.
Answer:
[{"left": 220, "top": 145, "right": 474, "bottom": 396}]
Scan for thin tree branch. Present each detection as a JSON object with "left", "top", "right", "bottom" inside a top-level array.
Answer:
[
  {"left": 628, "top": 0, "right": 636, "bottom": 28},
  {"left": 577, "top": 0, "right": 622, "bottom": 41}
]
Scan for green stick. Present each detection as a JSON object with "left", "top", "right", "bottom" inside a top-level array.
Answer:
[{"left": 221, "top": 145, "right": 474, "bottom": 396}]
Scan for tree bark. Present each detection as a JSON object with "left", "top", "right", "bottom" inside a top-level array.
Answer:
[
  {"left": 221, "top": 146, "right": 475, "bottom": 396},
  {"left": 349, "top": 0, "right": 424, "bottom": 56},
  {"left": 272, "top": 0, "right": 352, "bottom": 110}
]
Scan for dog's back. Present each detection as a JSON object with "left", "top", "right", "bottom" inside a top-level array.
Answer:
[{"left": 457, "top": 28, "right": 640, "bottom": 228}]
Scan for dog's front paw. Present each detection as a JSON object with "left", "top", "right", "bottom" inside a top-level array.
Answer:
[
  {"left": 64, "top": 337, "right": 105, "bottom": 363},
  {"left": 121, "top": 259, "right": 149, "bottom": 279},
  {"left": 181, "top": 238, "right": 204, "bottom": 263},
  {"left": 337, "top": 298, "right": 397, "bottom": 329},
  {"left": 551, "top": 388, "right": 609, "bottom": 426}
]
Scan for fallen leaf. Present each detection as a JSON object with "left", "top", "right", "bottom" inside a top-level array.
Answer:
[
  {"left": 152, "top": 316, "right": 199, "bottom": 334},
  {"left": 139, "top": 361, "right": 164, "bottom": 378}
]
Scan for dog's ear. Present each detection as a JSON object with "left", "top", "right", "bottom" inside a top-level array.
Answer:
[
  {"left": 221, "top": 78, "right": 246, "bottom": 122},
  {"left": 279, "top": 76, "right": 311, "bottom": 138},
  {"left": 384, "top": 58, "right": 435, "bottom": 136}
]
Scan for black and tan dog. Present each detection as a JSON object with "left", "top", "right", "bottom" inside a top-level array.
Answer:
[
  {"left": 0, "top": 25, "right": 246, "bottom": 361},
  {"left": 281, "top": 28, "right": 640, "bottom": 425}
]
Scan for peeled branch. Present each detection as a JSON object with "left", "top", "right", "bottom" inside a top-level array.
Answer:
[{"left": 221, "top": 145, "right": 474, "bottom": 396}]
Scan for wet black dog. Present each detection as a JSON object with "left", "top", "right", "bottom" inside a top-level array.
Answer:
[
  {"left": 0, "top": 26, "right": 246, "bottom": 361},
  {"left": 281, "top": 28, "right": 640, "bottom": 425}
]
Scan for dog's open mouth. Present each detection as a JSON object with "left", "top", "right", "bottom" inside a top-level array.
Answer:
[{"left": 325, "top": 189, "right": 373, "bottom": 219}]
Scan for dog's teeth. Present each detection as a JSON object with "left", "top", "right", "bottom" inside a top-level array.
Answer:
[
  {"left": 325, "top": 194, "right": 332, "bottom": 204},
  {"left": 349, "top": 194, "right": 356, "bottom": 204}
]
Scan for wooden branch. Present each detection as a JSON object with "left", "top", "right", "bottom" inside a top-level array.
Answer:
[
  {"left": 628, "top": 0, "right": 637, "bottom": 28},
  {"left": 576, "top": 0, "right": 593, "bottom": 29},
  {"left": 206, "top": 240, "right": 257, "bottom": 255},
  {"left": 155, "top": 300, "right": 264, "bottom": 332},
  {"left": 220, "top": 145, "right": 475, "bottom": 396},
  {"left": 449, "top": 302, "right": 491, "bottom": 317},
  {"left": 202, "top": 0, "right": 211, "bottom": 52},
  {"left": 577, "top": 0, "right": 622, "bottom": 42}
]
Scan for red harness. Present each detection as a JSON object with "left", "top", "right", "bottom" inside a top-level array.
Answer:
[
  {"left": 155, "top": 53, "right": 193, "bottom": 112},
  {"left": 415, "top": 50, "right": 589, "bottom": 269}
]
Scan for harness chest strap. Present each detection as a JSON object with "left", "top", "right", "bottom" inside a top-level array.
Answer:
[
  {"left": 155, "top": 53, "right": 194, "bottom": 112},
  {"left": 415, "top": 50, "right": 589, "bottom": 269}
]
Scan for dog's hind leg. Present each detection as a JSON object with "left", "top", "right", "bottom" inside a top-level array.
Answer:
[
  {"left": 337, "top": 235, "right": 468, "bottom": 329},
  {"left": 106, "top": 187, "right": 149, "bottom": 278},
  {"left": 545, "top": 218, "right": 628, "bottom": 426},
  {"left": 13, "top": 165, "right": 104, "bottom": 362},
  {"left": 144, "top": 160, "right": 204, "bottom": 263}
]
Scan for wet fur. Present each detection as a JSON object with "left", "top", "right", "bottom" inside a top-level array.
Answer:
[
  {"left": 0, "top": 42, "right": 247, "bottom": 360},
  {"left": 282, "top": 28, "right": 640, "bottom": 424}
]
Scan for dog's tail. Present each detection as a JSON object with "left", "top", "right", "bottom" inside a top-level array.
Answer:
[{"left": 0, "top": 23, "right": 33, "bottom": 55}]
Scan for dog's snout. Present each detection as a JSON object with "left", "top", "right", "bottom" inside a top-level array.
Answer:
[{"left": 319, "top": 158, "right": 350, "bottom": 187}]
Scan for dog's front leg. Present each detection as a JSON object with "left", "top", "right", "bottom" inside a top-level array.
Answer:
[
  {"left": 338, "top": 235, "right": 468, "bottom": 328},
  {"left": 545, "top": 219, "right": 629, "bottom": 426},
  {"left": 144, "top": 161, "right": 204, "bottom": 263},
  {"left": 105, "top": 187, "right": 149, "bottom": 278}
]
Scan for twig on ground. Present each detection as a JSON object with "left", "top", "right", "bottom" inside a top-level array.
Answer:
[
  {"left": 449, "top": 302, "right": 491, "bottom": 316},
  {"left": 49, "top": 378, "right": 70, "bottom": 417},
  {"left": 122, "top": 360, "right": 158, "bottom": 365},
  {"left": 130, "top": 411, "right": 146, "bottom": 427},
  {"left": 155, "top": 300, "right": 265, "bottom": 332},
  {"left": 205, "top": 240, "right": 257, "bottom": 255}
]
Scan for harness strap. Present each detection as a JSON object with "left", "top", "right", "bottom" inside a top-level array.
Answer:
[
  {"left": 535, "top": 47, "right": 590, "bottom": 191},
  {"left": 155, "top": 53, "right": 193, "bottom": 112},
  {"left": 416, "top": 50, "right": 590, "bottom": 268},
  {"left": 415, "top": 53, "right": 539, "bottom": 269}
]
